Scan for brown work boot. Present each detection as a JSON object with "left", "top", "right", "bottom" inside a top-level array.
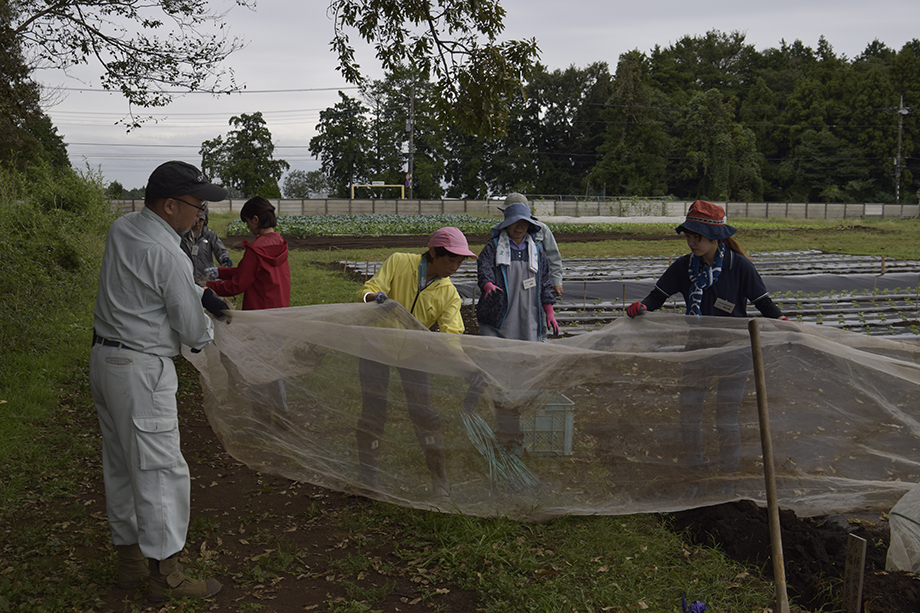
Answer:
[
  {"left": 115, "top": 543, "right": 148, "bottom": 588},
  {"left": 146, "top": 554, "right": 221, "bottom": 603}
]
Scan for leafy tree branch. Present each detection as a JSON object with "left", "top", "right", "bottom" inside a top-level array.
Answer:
[
  {"left": 12, "top": 0, "right": 253, "bottom": 125},
  {"left": 329, "top": 0, "right": 539, "bottom": 137}
]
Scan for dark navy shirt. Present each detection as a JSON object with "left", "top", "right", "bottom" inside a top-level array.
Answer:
[{"left": 642, "top": 250, "right": 782, "bottom": 318}]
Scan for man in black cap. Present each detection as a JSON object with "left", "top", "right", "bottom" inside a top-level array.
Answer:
[{"left": 89, "top": 161, "right": 229, "bottom": 602}]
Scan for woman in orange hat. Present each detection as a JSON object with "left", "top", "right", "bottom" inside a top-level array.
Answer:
[{"left": 626, "top": 200, "right": 787, "bottom": 487}]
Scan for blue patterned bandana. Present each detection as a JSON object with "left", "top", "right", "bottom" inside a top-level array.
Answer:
[{"left": 687, "top": 243, "right": 725, "bottom": 316}]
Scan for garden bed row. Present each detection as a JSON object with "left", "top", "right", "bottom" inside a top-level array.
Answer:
[{"left": 343, "top": 251, "right": 920, "bottom": 339}]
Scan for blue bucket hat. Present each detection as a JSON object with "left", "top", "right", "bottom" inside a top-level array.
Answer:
[{"left": 492, "top": 199, "right": 538, "bottom": 238}]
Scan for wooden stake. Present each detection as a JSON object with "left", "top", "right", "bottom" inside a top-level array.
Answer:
[
  {"left": 881, "top": 255, "right": 886, "bottom": 276},
  {"left": 748, "top": 319, "right": 791, "bottom": 613}
]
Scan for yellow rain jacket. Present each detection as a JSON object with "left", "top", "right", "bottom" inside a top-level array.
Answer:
[{"left": 357, "top": 252, "right": 464, "bottom": 335}]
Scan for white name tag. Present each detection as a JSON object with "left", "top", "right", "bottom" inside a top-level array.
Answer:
[
  {"left": 522, "top": 277, "right": 536, "bottom": 290},
  {"left": 191, "top": 245, "right": 199, "bottom": 256},
  {"left": 714, "top": 297, "right": 735, "bottom": 313}
]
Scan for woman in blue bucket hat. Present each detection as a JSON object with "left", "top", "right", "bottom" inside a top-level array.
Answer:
[
  {"left": 477, "top": 194, "right": 558, "bottom": 341},
  {"left": 626, "top": 200, "right": 788, "bottom": 492},
  {"left": 476, "top": 194, "right": 558, "bottom": 448}
]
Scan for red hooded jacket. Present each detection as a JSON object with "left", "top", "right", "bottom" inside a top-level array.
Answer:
[{"left": 207, "top": 232, "right": 290, "bottom": 310}]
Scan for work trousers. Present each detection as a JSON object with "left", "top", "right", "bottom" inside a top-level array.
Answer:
[
  {"left": 357, "top": 358, "right": 441, "bottom": 447},
  {"left": 90, "top": 344, "right": 190, "bottom": 561},
  {"left": 678, "top": 347, "right": 752, "bottom": 473}
]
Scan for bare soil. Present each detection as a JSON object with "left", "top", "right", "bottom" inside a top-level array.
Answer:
[
  {"left": 91, "top": 355, "right": 483, "bottom": 612},
  {"left": 87, "top": 231, "right": 918, "bottom": 612}
]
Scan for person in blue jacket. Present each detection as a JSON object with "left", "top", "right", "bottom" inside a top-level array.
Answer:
[
  {"left": 476, "top": 200, "right": 559, "bottom": 449},
  {"left": 477, "top": 200, "right": 558, "bottom": 342},
  {"left": 626, "top": 200, "right": 787, "bottom": 483}
]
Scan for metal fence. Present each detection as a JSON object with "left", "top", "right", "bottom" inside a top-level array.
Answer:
[{"left": 111, "top": 198, "right": 920, "bottom": 220}]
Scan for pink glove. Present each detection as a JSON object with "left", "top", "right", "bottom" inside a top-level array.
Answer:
[
  {"left": 483, "top": 281, "right": 501, "bottom": 298},
  {"left": 626, "top": 301, "right": 647, "bottom": 318},
  {"left": 543, "top": 304, "right": 559, "bottom": 336}
]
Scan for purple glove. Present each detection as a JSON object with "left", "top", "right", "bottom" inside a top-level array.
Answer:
[
  {"left": 626, "top": 301, "right": 647, "bottom": 318},
  {"left": 374, "top": 291, "right": 388, "bottom": 304}
]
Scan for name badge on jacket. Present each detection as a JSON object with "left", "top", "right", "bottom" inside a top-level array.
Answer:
[
  {"left": 714, "top": 297, "right": 735, "bottom": 313},
  {"left": 522, "top": 277, "right": 536, "bottom": 290}
]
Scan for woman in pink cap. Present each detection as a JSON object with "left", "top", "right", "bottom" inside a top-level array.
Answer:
[
  {"left": 354, "top": 227, "right": 477, "bottom": 499},
  {"left": 626, "top": 201, "right": 787, "bottom": 491}
]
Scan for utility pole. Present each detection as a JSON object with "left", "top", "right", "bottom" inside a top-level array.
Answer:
[
  {"left": 406, "top": 80, "right": 415, "bottom": 200},
  {"left": 894, "top": 95, "right": 909, "bottom": 204}
]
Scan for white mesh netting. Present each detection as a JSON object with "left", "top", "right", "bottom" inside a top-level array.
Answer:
[{"left": 184, "top": 304, "right": 920, "bottom": 519}]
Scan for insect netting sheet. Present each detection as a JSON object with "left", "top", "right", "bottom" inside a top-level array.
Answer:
[{"left": 183, "top": 303, "right": 920, "bottom": 519}]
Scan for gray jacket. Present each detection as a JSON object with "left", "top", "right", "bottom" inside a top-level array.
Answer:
[
  {"left": 532, "top": 220, "right": 563, "bottom": 288},
  {"left": 180, "top": 225, "right": 231, "bottom": 278}
]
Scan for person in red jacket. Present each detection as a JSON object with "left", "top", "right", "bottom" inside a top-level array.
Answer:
[
  {"left": 207, "top": 196, "right": 291, "bottom": 419},
  {"left": 207, "top": 196, "right": 290, "bottom": 310}
]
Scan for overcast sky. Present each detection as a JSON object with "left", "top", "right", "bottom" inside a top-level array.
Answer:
[{"left": 38, "top": 0, "right": 920, "bottom": 190}]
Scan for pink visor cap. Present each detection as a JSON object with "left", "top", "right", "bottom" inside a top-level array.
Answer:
[{"left": 429, "top": 226, "right": 477, "bottom": 258}]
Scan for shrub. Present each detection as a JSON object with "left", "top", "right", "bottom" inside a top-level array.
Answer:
[{"left": 0, "top": 162, "right": 112, "bottom": 453}]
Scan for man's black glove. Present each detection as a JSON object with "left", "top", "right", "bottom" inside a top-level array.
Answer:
[{"left": 201, "top": 288, "right": 229, "bottom": 319}]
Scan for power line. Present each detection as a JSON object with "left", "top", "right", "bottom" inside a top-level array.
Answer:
[
  {"left": 51, "top": 86, "right": 360, "bottom": 94},
  {"left": 67, "top": 142, "right": 312, "bottom": 149},
  {"left": 49, "top": 108, "right": 329, "bottom": 117}
]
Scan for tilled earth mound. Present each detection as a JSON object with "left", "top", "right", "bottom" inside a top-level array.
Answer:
[{"left": 671, "top": 500, "right": 919, "bottom": 612}]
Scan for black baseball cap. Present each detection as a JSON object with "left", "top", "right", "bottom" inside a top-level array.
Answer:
[{"left": 146, "top": 161, "right": 228, "bottom": 202}]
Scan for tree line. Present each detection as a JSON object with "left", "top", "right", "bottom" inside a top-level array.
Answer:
[
  {"left": 306, "top": 31, "right": 919, "bottom": 204},
  {"left": 4, "top": 0, "right": 917, "bottom": 205}
]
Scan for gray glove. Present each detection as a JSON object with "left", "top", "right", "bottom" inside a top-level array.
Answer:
[{"left": 374, "top": 291, "right": 388, "bottom": 304}]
